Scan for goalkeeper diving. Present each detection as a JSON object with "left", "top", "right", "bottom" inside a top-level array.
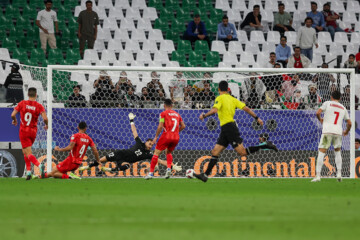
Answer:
[{"left": 79, "top": 113, "right": 182, "bottom": 174}]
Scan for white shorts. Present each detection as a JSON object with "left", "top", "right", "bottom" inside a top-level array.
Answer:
[{"left": 318, "top": 134, "right": 342, "bottom": 149}]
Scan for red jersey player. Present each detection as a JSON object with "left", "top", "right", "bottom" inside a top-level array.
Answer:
[
  {"left": 11, "top": 87, "right": 48, "bottom": 180},
  {"left": 40, "top": 121, "right": 100, "bottom": 179},
  {"left": 145, "top": 99, "right": 185, "bottom": 179}
]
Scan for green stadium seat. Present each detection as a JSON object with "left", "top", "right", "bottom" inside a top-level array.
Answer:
[
  {"left": 176, "top": 8, "right": 191, "bottom": 22},
  {"left": 182, "top": 0, "right": 196, "bottom": 12},
  {"left": 26, "top": 27, "right": 38, "bottom": 39},
  {"left": 201, "top": 61, "right": 213, "bottom": 67},
  {"left": 30, "top": 48, "right": 45, "bottom": 61},
  {"left": 171, "top": 18, "right": 186, "bottom": 32},
  {"left": 171, "top": 51, "right": 187, "bottom": 66},
  {"left": 199, "top": 0, "right": 213, "bottom": 11},
  {"left": 57, "top": 38, "right": 69, "bottom": 50},
  {"left": 148, "top": 0, "right": 163, "bottom": 10},
  {"left": 12, "top": 48, "right": 29, "bottom": 63},
  {"left": 48, "top": 49, "right": 64, "bottom": 62},
  {"left": 177, "top": 40, "right": 192, "bottom": 54},
  {"left": 69, "top": 39, "right": 80, "bottom": 49},
  {"left": 184, "top": 61, "right": 197, "bottom": 67},
  {"left": 5, "top": 5, "right": 20, "bottom": 18},
  {"left": 64, "top": 1, "right": 79, "bottom": 8},
  {"left": 0, "top": 28, "right": 6, "bottom": 38},
  {"left": 165, "top": 30, "right": 180, "bottom": 43},
  {"left": 60, "top": 59, "right": 72, "bottom": 65},
  {"left": 160, "top": 8, "right": 174, "bottom": 19},
  {"left": 2, "top": 37, "right": 17, "bottom": 49},
  {"left": 206, "top": 51, "right": 221, "bottom": 66},
  {"left": 66, "top": 49, "right": 81, "bottom": 64},
  {"left": 12, "top": 0, "right": 28, "bottom": 8},
  {"left": 20, "top": 38, "right": 34, "bottom": 50},
  {"left": 29, "top": 0, "right": 44, "bottom": 9},
  {"left": 22, "top": 5, "right": 37, "bottom": 19},
  {"left": 154, "top": 18, "right": 169, "bottom": 31},
  {"left": 194, "top": 40, "right": 209, "bottom": 54},
  {"left": 165, "top": 0, "right": 180, "bottom": 11},
  {"left": 204, "top": 18, "right": 218, "bottom": 33},
  {"left": 189, "top": 51, "right": 203, "bottom": 64},
  {"left": 210, "top": 8, "right": 223, "bottom": 23},
  {"left": 24, "top": 58, "right": 37, "bottom": 66},
  {"left": 0, "top": 16, "right": 13, "bottom": 30},
  {"left": 16, "top": 16, "right": 32, "bottom": 29},
  {"left": 192, "top": 8, "right": 208, "bottom": 21},
  {"left": 67, "top": 17, "right": 78, "bottom": 28}
]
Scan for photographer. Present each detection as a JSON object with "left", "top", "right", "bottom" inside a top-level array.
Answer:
[{"left": 3, "top": 64, "right": 24, "bottom": 103}]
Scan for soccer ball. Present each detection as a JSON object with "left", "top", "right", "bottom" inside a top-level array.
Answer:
[{"left": 186, "top": 169, "right": 195, "bottom": 179}]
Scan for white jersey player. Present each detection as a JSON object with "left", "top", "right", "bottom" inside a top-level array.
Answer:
[{"left": 312, "top": 90, "right": 352, "bottom": 182}]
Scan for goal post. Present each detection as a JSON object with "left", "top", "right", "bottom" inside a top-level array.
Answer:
[{"left": 44, "top": 65, "right": 356, "bottom": 178}]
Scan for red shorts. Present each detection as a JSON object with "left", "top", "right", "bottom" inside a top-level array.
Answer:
[
  {"left": 156, "top": 135, "right": 179, "bottom": 152},
  {"left": 56, "top": 156, "right": 80, "bottom": 174},
  {"left": 19, "top": 128, "right": 37, "bottom": 148}
]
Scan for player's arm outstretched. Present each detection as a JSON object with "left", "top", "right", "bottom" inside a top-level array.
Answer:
[
  {"left": 54, "top": 142, "right": 76, "bottom": 152},
  {"left": 11, "top": 109, "right": 18, "bottom": 126},
  {"left": 242, "top": 106, "right": 263, "bottom": 126}
]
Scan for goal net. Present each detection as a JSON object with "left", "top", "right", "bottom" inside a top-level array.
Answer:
[{"left": 24, "top": 65, "right": 356, "bottom": 178}]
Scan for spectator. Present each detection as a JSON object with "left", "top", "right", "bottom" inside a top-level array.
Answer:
[
  {"left": 289, "top": 89, "right": 305, "bottom": 106},
  {"left": 77, "top": 0, "right": 99, "bottom": 58},
  {"left": 68, "top": 85, "right": 86, "bottom": 108},
  {"left": 3, "top": 64, "right": 23, "bottom": 103},
  {"left": 169, "top": 71, "right": 187, "bottom": 106},
  {"left": 217, "top": 15, "right": 238, "bottom": 42},
  {"left": 307, "top": 2, "right": 326, "bottom": 32},
  {"left": 35, "top": 0, "right": 59, "bottom": 54},
  {"left": 325, "top": 83, "right": 340, "bottom": 102},
  {"left": 115, "top": 71, "right": 133, "bottom": 94},
  {"left": 275, "top": 36, "right": 291, "bottom": 67},
  {"left": 343, "top": 54, "right": 358, "bottom": 69},
  {"left": 91, "top": 70, "right": 115, "bottom": 107},
  {"left": 273, "top": 3, "right": 295, "bottom": 34},
  {"left": 312, "top": 63, "right": 335, "bottom": 99},
  {"left": 146, "top": 71, "right": 164, "bottom": 101},
  {"left": 140, "top": 87, "right": 151, "bottom": 102},
  {"left": 356, "top": 52, "right": 360, "bottom": 65},
  {"left": 288, "top": 47, "right": 311, "bottom": 68},
  {"left": 296, "top": 17, "right": 318, "bottom": 61},
  {"left": 124, "top": 86, "right": 141, "bottom": 108},
  {"left": 355, "top": 138, "right": 360, "bottom": 150},
  {"left": 193, "top": 72, "right": 212, "bottom": 92},
  {"left": 282, "top": 74, "right": 301, "bottom": 100},
  {"left": 240, "top": 5, "right": 263, "bottom": 37},
  {"left": 183, "top": 14, "right": 210, "bottom": 47},
  {"left": 183, "top": 86, "right": 196, "bottom": 109},
  {"left": 303, "top": 84, "right": 322, "bottom": 109},
  {"left": 195, "top": 81, "right": 215, "bottom": 109},
  {"left": 240, "top": 73, "right": 266, "bottom": 109},
  {"left": 263, "top": 63, "right": 283, "bottom": 103},
  {"left": 322, "top": 3, "right": 344, "bottom": 41},
  {"left": 342, "top": 85, "right": 359, "bottom": 110},
  {"left": 264, "top": 52, "right": 282, "bottom": 68}
]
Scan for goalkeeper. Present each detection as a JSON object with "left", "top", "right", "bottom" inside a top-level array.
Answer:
[{"left": 79, "top": 113, "right": 182, "bottom": 174}]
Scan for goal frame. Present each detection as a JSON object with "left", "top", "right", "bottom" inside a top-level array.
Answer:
[{"left": 46, "top": 66, "right": 356, "bottom": 178}]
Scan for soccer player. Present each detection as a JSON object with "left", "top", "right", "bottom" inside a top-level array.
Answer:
[
  {"left": 80, "top": 113, "right": 182, "bottom": 174},
  {"left": 312, "top": 90, "right": 352, "bottom": 182},
  {"left": 145, "top": 99, "right": 186, "bottom": 179},
  {"left": 11, "top": 87, "right": 48, "bottom": 180},
  {"left": 39, "top": 121, "right": 100, "bottom": 179},
  {"left": 194, "top": 81, "right": 278, "bottom": 182}
]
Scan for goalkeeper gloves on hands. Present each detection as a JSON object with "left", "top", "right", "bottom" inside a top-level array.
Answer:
[
  {"left": 172, "top": 163, "right": 182, "bottom": 172},
  {"left": 128, "top": 113, "right": 136, "bottom": 123}
]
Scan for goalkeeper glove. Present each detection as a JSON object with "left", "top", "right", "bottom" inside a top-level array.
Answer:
[
  {"left": 128, "top": 113, "right": 136, "bottom": 123},
  {"left": 172, "top": 163, "right": 182, "bottom": 172}
]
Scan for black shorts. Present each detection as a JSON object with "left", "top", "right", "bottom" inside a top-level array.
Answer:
[
  {"left": 106, "top": 150, "right": 126, "bottom": 163},
  {"left": 216, "top": 122, "right": 243, "bottom": 148}
]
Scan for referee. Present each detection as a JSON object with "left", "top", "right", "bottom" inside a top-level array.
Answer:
[{"left": 195, "top": 81, "right": 278, "bottom": 182}]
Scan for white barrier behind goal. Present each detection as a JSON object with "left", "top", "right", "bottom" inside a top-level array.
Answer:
[{"left": 23, "top": 65, "right": 356, "bottom": 178}]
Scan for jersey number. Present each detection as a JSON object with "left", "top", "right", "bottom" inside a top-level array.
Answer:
[
  {"left": 171, "top": 118, "right": 177, "bottom": 132},
  {"left": 24, "top": 112, "right": 32, "bottom": 126},
  {"left": 135, "top": 149, "right": 142, "bottom": 156},
  {"left": 79, "top": 145, "right": 86, "bottom": 158},
  {"left": 334, "top": 111, "right": 340, "bottom": 124}
]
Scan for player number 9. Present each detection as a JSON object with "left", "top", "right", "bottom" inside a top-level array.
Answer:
[
  {"left": 24, "top": 112, "right": 32, "bottom": 126},
  {"left": 79, "top": 145, "right": 86, "bottom": 157}
]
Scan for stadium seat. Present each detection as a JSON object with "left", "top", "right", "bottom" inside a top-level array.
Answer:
[
  {"left": 240, "top": 52, "right": 256, "bottom": 65},
  {"left": 297, "top": 1, "right": 311, "bottom": 12},
  {"left": 166, "top": 61, "right": 180, "bottom": 67},
  {"left": 329, "top": 43, "right": 345, "bottom": 56},
  {"left": 204, "top": 18, "right": 218, "bottom": 33},
  {"left": 148, "top": 29, "right": 164, "bottom": 42},
  {"left": 331, "top": 0, "right": 345, "bottom": 13},
  {"left": 154, "top": 18, "right": 169, "bottom": 32},
  {"left": 232, "top": 0, "right": 247, "bottom": 10},
  {"left": 114, "top": 29, "right": 130, "bottom": 40},
  {"left": 148, "top": 0, "right": 163, "bottom": 9},
  {"left": 103, "top": 18, "right": 119, "bottom": 30},
  {"left": 143, "top": 7, "right": 158, "bottom": 20},
  {"left": 136, "top": 18, "right": 153, "bottom": 30},
  {"left": 312, "top": 53, "right": 324, "bottom": 66},
  {"left": 237, "top": 30, "right": 248, "bottom": 42},
  {"left": 248, "top": 0, "right": 263, "bottom": 10},
  {"left": 12, "top": 48, "right": 28, "bottom": 63},
  {"left": 160, "top": 40, "right": 175, "bottom": 53},
  {"left": 30, "top": 48, "right": 45, "bottom": 61},
  {"left": 101, "top": 50, "right": 117, "bottom": 62},
  {"left": 199, "top": 0, "right": 212, "bottom": 11},
  {"left": 350, "top": 33, "right": 360, "bottom": 44},
  {"left": 2, "top": 38, "right": 17, "bottom": 49},
  {"left": 317, "top": 32, "right": 332, "bottom": 45},
  {"left": 66, "top": 49, "right": 81, "bottom": 64},
  {"left": 132, "top": 0, "right": 147, "bottom": 9},
  {"left": 124, "top": 40, "right": 141, "bottom": 52},
  {"left": 194, "top": 40, "right": 209, "bottom": 54},
  {"left": 107, "top": 39, "right": 123, "bottom": 52},
  {"left": 160, "top": 8, "right": 174, "bottom": 19},
  {"left": 126, "top": 8, "right": 142, "bottom": 20},
  {"left": 334, "top": 32, "right": 349, "bottom": 45},
  {"left": 261, "top": 42, "right": 276, "bottom": 53},
  {"left": 48, "top": 49, "right": 64, "bottom": 62},
  {"left": 108, "top": 7, "right": 124, "bottom": 19},
  {"left": 215, "top": 0, "right": 231, "bottom": 10},
  {"left": 347, "top": 0, "right": 360, "bottom": 13},
  {"left": 171, "top": 18, "right": 186, "bottom": 32},
  {"left": 282, "top": 0, "right": 296, "bottom": 12},
  {"left": 165, "top": 30, "right": 180, "bottom": 44},
  {"left": 165, "top": 0, "right": 180, "bottom": 11},
  {"left": 74, "top": 6, "right": 84, "bottom": 17},
  {"left": 284, "top": 31, "right": 297, "bottom": 45},
  {"left": 314, "top": 43, "right": 328, "bottom": 55},
  {"left": 210, "top": 8, "right": 223, "bottom": 23},
  {"left": 0, "top": 48, "right": 11, "bottom": 60},
  {"left": 182, "top": 0, "right": 196, "bottom": 11},
  {"left": 227, "top": 9, "right": 242, "bottom": 24},
  {"left": 136, "top": 51, "right": 152, "bottom": 63},
  {"left": 9, "top": 27, "right": 25, "bottom": 38},
  {"left": 20, "top": 38, "right": 34, "bottom": 50},
  {"left": 131, "top": 29, "right": 146, "bottom": 42},
  {"left": 92, "top": 7, "right": 107, "bottom": 20},
  {"left": 264, "top": 0, "right": 278, "bottom": 11},
  {"left": 114, "top": 0, "right": 131, "bottom": 9},
  {"left": 119, "top": 50, "right": 135, "bottom": 62},
  {"left": 250, "top": 30, "right": 265, "bottom": 43},
  {"left": 84, "top": 49, "right": 100, "bottom": 62},
  {"left": 176, "top": 8, "right": 191, "bottom": 22},
  {"left": 267, "top": 31, "right": 281, "bottom": 44},
  {"left": 142, "top": 39, "right": 158, "bottom": 53},
  {"left": 5, "top": 5, "right": 20, "bottom": 18},
  {"left": 206, "top": 51, "right": 221, "bottom": 66},
  {"left": 97, "top": 28, "right": 112, "bottom": 40},
  {"left": 325, "top": 53, "right": 337, "bottom": 68},
  {"left": 154, "top": 51, "right": 169, "bottom": 63},
  {"left": 222, "top": 52, "right": 238, "bottom": 63},
  {"left": 93, "top": 39, "right": 106, "bottom": 51},
  {"left": 245, "top": 42, "right": 261, "bottom": 54},
  {"left": 171, "top": 51, "right": 186, "bottom": 65},
  {"left": 177, "top": 40, "right": 192, "bottom": 54},
  {"left": 29, "top": 0, "right": 44, "bottom": 9},
  {"left": 97, "top": 0, "right": 114, "bottom": 8},
  {"left": 228, "top": 41, "right": 244, "bottom": 53},
  {"left": 211, "top": 41, "right": 226, "bottom": 54},
  {"left": 345, "top": 43, "right": 359, "bottom": 55}
]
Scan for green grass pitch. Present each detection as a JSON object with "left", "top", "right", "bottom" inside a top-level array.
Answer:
[{"left": 1, "top": 178, "right": 360, "bottom": 240}]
